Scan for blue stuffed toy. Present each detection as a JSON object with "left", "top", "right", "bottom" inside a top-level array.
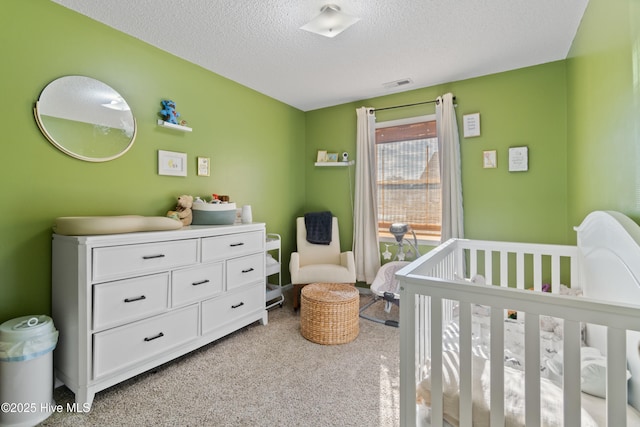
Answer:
[{"left": 159, "top": 100, "right": 181, "bottom": 124}]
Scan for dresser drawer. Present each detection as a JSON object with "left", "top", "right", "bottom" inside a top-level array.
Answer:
[
  {"left": 93, "top": 304, "right": 198, "bottom": 379},
  {"left": 226, "top": 253, "right": 264, "bottom": 291},
  {"left": 201, "top": 283, "right": 264, "bottom": 335},
  {"left": 93, "top": 273, "right": 169, "bottom": 331},
  {"left": 92, "top": 239, "right": 198, "bottom": 282},
  {"left": 201, "top": 231, "right": 264, "bottom": 262},
  {"left": 171, "top": 262, "right": 224, "bottom": 307}
]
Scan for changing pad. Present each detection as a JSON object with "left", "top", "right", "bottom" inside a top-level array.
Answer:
[{"left": 53, "top": 215, "right": 183, "bottom": 236}]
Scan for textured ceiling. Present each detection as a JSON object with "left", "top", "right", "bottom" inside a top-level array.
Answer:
[{"left": 51, "top": 0, "right": 589, "bottom": 112}]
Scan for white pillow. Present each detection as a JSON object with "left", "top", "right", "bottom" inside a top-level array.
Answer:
[
  {"left": 547, "top": 347, "right": 632, "bottom": 398},
  {"left": 581, "top": 358, "right": 632, "bottom": 398}
]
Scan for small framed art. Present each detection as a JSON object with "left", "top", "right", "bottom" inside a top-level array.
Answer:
[
  {"left": 158, "top": 150, "right": 187, "bottom": 176},
  {"left": 197, "top": 157, "right": 210, "bottom": 176},
  {"left": 316, "top": 150, "right": 328, "bottom": 163},
  {"left": 508, "top": 146, "right": 528, "bottom": 172},
  {"left": 463, "top": 113, "right": 481, "bottom": 138},
  {"left": 483, "top": 150, "right": 497, "bottom": 168},
  {"left": 326, "top": 152, "right": 338, "bottom": 162}
]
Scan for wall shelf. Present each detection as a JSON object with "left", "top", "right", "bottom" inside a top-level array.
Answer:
[
  {"left": 157, "top": 120, "right": 192, "bottom": 132},
  {"left": 314, "top": 160, "right": 354, "bottom": 167}
]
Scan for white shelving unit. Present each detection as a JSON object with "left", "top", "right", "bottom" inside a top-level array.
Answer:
[
  {"left": 157, "top": 120, "right": 192, "bottom": 132},
  {"left": 265, "top": 233, "right": 284, "bottom": 309}
]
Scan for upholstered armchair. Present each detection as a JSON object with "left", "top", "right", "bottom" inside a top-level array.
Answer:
[{"left": 289, "top": 216, "right": 356, "bottom": 310}]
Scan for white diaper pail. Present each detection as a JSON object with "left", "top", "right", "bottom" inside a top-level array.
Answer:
[{"left": 0, "top": 315, "right": 58, "bottom": 427}]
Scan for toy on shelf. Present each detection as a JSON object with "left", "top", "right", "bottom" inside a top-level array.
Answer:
[{"left": 159, "top": 100, "right": 181, "bottom": 125}]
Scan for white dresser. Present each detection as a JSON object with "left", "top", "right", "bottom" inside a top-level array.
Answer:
[{"left": 51, "top": 223, "right": 267, "bottom": 406}]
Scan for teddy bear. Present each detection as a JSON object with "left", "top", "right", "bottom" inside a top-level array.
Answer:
[
  {"left": 166, "top": 195, "right": 193, "bottom": 226},
  {"left": 159, "top": 100, "right": 181, "bottom": 124}
]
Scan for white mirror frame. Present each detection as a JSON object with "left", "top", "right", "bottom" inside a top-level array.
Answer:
[{"left": 34, "top": 76, "right": 137, "bottom": 162}]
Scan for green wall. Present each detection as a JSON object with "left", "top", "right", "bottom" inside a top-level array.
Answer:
[
  {"left": 306, "top": 61, "right": 569, "bottom": 246},
  {"left": 1, "top": 0, "right": 306, "bottom": 323},
  {"left": 566, "top": 0, "right": 640, "bottom": 230}
]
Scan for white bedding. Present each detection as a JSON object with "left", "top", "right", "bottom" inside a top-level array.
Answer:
[
  {"left": 420, "top": 308, "right": 640, "bottom": 426},
  {"left": 417, "top": 351, "right": 599, "bottom": 427},
  {"left": 443, "top": 308, "right": 565, "bottom": 383},
  {"left": 445, "top": 285, "right": 586, "bottom": 383}
]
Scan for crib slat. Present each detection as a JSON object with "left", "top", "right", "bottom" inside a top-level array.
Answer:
[
  {"left": 470, "top": 248, "right": 478, "bottom": 278},
  {"left": 524, "top": 313, "right": 541, "bottom": 426},
  {"left": 607, "top": 327, "right": 627, "bottom": 426},
  {"left": 533, "top": 253, "right": 542, "bottom": 291},
  {"left": 551, "top": 255, "right": 560, "bottom": 291},
  {"left": 516, "top": 252, "right": 525, "bottom": 289},
  {"left": 458, "top": 302, "right": 473, "bottom": 426},
  {"left": 563, "top": 320, "right": 581, "bottom": 427},
  {"left": 455, "top": 246, "right": 465, "bottom": 279},
  {"left": 431, "top": 296, "right": 443, "bottom": 427},
  {"left": 490, "top": 308, "right": 505, "bottom": 426},
  {"left": 418, "top": 296, "right": 428, "bottom": 375},
  {"left": 500, "top": 251, "right": 508, "bottom": 287},
  {"left": 484, "top": 250, "right": 493, "bottom": 285}
]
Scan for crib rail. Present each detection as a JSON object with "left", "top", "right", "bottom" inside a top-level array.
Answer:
[
  {"left": 431, "top": 238, "right": 580, "bottom": 291},
  {"left": 397, "top": 238, "right": 640, "bottom": 427}
]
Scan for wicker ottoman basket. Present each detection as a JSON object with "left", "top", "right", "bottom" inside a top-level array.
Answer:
[{"left": 300, "top": 283, "right": 359, "bottom": 345}]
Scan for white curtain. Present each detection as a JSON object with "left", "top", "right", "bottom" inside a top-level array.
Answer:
[
  {"left": 436, "top": 93, "right": 464, "bottom": 241},
  {"left": 353, "top": 107, "right": 381, "bottom": 284}
]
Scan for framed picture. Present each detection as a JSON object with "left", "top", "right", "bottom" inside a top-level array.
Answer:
[
  {"left": 463, "top": 113, "right": 481, "bottom": 138},
  {"left": 483, "top": 150, "right": 497, "bottom": 168},
  {"left": 197, "top": 157, "right": 210, "bottom": 176},
  {"left": 508, "top": 146, "right": 528, "bottom": 172},
  {"left": 316, "top": 150, "right": 328, "bottom": 163},
  {"left": 326, "top": 152, "right": 338, "bottom": 162},
  {"left": 158, "top": 150, "right": 187, "bottom": 176}
]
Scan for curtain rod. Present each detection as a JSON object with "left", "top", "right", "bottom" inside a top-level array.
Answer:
[{"left": 372, "top": 96, "right": 456, "bottom": 112}]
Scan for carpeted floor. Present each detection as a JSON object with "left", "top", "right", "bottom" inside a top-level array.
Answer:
[{"left": 39, "top": 290, "right": 400, "bottom": 427}]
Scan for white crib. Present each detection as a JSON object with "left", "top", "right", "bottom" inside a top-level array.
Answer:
[{"left": 397, "top": 211, "right": 640, "bottom": 426}]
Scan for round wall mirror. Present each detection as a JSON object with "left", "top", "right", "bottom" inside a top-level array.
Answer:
[{"left": 34, "top": 76, "right": 137, "bottom": 162}]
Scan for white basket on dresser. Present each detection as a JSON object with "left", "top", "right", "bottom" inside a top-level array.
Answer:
[{"left": 52, "top": 223, "right": 268, "bottom": 407}]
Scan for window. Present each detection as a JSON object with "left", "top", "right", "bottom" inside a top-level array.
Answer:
[{"left": 375, "top": 115, "right": 440, "bottom": 240}]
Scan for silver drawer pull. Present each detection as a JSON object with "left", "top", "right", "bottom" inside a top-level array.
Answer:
[
  {"left": 143, "top": 332, "right": 164, "bottom": 342},
  {"left": 231, "top": 302, "right": 244, "bottom": 309},
  {"left": 124, "top": 295, "right": 146, "bottom": 303},
  {"left": 192, "top": 279, "right": 210, "bottom": 286},
  {"left": 142, "top": 254, "right": 165, "bottom": 260},
  {"left": 241, "top": 268, "right": 254, "bottom": 273},
  {"left": 229, "top": 242, "right": 245, "bottom": 247}
]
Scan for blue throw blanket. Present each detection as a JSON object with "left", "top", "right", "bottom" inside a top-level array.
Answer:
[{"left": 304, "top": 211, "right": 332, "bottom": 245}]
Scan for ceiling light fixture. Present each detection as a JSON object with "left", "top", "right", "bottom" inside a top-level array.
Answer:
[
  {"left": 300, "top": 4, "right": 360, "bottom": 38},
  {"left": 383, "top": 78, "right": 414, "bottom": 89}
]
